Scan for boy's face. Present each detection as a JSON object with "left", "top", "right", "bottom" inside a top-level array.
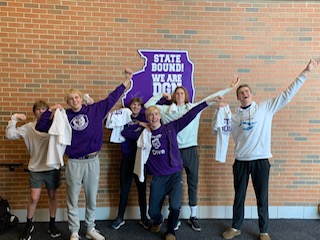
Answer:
[
  {"left": 34, "top": 106, "right": 48, "bottom": 120},
  {"left": 67, "top": 93, "right": 83, "bottom": 112},
  {"left": 130, "top": 101, "right": 142, "bottom": 116},
  {"left": 237, "top": 86, "right": 253, "bottom": 106},
  {"left": 146, "top": 108, "right": 161, "bottom": 130},
  {"left": 174, "top": 88, "right": 186, "bottom": 105}
]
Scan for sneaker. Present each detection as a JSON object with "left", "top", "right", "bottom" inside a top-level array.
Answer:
[
  {"left": 260, "top": 233, "right": 271, "bottom": 240},
  {"left": 222, "top": 228, "right": 241, "bottom": 239},
  {"left": 19, "top": 224, "right": 34, "bottom": 240},
  {"left": 174, "top": 220, "right": 181, "bottom": 231},
  {"left": 165, "top": 233, "right": 176, "bottom": 240},
  {"left": 48, "top": 225, "right": 61, "bottom": 238},
  {"left": 151, "top": 219, "right": 165, "bottom": 233},
  {"left": 150, "top": 223, "right": 161, "bottom": 233},
  {"left": 139, "top": 218, "right": 151, "bottom": 229},
  {"left": 188, "top": 217, "right": 201, "bottom": 231},
  {"left": 86, "top": 228, "right": 105, "bottom": 240},
  {"left": 111, "top": 216, "right": 125, "bottom": 230},
  {"left": 150, "top": 217, "right": 163, "bottom": 233},
  {"left": 70, "top": 232, "right": 80, "bottom": 240}
]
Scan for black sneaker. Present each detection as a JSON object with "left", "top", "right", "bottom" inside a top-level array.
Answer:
[
  {"left": 19, "top": 224, "right": 34, "bottom": 240},
  {"left": 111, "top": 216, "right": 125, "bottom": 230},
  {"left": 48, "top": 225, "right": 62, "bottom": 238},
  {"left": 174, "top": 220, "right": 181, "bottom": 231},
  {"left": 139, "top": 218, "right": 151, "bottom": 229},
  {"left": 188, "top": 217, "right": 201, "bottom": 231}
]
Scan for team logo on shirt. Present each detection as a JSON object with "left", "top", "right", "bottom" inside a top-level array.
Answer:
[
  {"left": 151, "top": 134, "right": 166, "bottom": 155},
  {"left": 70, "top": 114, "right": 89, "bottom": 131},
  {"left": 222, "top": 118, "right": 231, "bottom": 135},
  {"left": 239, "top": 120, "right": 256, "bottom": 131},
  {"left": 113, "top": 109, "right": 123, "bottom": 115}
]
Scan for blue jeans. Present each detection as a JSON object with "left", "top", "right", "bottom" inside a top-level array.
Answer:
[{"left": 148, "top": 171, "right": 182, "bottom": 235}]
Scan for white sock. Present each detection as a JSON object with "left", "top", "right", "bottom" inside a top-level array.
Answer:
[{"left": 190, "top": 206, "right": 197, "bottom": 217}]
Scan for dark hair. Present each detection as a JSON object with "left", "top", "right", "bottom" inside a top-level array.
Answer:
[
  {"left": 236, "top": 84, "right": 252, "bottom": 97},
  {"left": 32, "top": 100, "right": 49, "bottom": 113},
  {"left": 129, "top": 97, "right": 144, "bottom": 107},
  {"left": 171, "top": 86, "right": 190, "bottom": 104}
]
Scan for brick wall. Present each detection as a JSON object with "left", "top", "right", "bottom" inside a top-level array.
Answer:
[{"left": 1, "top": 0, "right": 320, "bottom": 215}]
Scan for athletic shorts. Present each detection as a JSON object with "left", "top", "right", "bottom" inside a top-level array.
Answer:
[{"left": 29, "top": 169, "right": 61, "bottom": 190}]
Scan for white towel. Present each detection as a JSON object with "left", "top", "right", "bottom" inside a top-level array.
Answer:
[
  {"left": 212, "top": 105, "right": 231, "bottom": 163},
  {"left": 47, "top": 109, "right": 72, "bottom": 169},
  {"left": 134, "top": 128, "right": 151, "bottom": 182},
  {"left": 105, "top": 108, "right": 132, "bottom": 143}
]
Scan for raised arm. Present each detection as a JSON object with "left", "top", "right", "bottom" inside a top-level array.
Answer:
[
  {"left": 5, "top": 113, "right": 27, "bottom": 139},
  {"left": 122, "top": 68, "right": 133, "bottom": 88},
  {"left": 300, "top": 58, "right": 320, "bottom": 78},
  {"left": 265, "top": 58, "right": 320, "bottom": 113},
  {"left": 202, "top": 77, "right": 240, "bottom": 103},
  {"left": 230, "top": 77, "right": 240, "bottom": 88}
]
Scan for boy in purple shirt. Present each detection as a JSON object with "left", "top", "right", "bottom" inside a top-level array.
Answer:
[
  {"left": 36, "top": 68, "right": 133, "bottom": 240},
  {"left": 111, "top": 97, "right": 151, "bottom": 230},
  {"left": 145, "top": 96, "right": 222, "bottom": 240}
]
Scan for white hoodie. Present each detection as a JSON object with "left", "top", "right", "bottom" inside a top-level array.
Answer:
[{"left": 231, "top": 74, "right": 307, "bottom": 160}]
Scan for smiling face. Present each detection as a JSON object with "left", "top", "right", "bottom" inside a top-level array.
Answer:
[
  {"left": 236, "top": 84, "right": 253, "bottom": 107},
  {"left": 66, "top": 92, "right": 83, "bottom": 112},
  {"left": 145, "top": 106, "right": 162, "bottom": 130},
  {"left": 129, "top": 97, "right": 144, "bottom": 117}
]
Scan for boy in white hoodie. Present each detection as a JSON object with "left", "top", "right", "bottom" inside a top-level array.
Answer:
[{"left": 222, "top": 58, "right": 320, "bottom": 240}]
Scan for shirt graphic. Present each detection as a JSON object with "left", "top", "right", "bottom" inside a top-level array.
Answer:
[{"left": 70, "top": 114, "right": 89, "bottom": 131}]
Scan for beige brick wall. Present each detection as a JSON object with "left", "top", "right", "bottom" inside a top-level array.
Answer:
[{"left": 1, "top": 1, "right": 320, "bottom": 213}]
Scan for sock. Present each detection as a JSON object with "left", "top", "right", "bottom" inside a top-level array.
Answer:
[
  {"left": 26, "top": 217, "right": 33, "bottom": 227},
  {"left": 49, "top": 217, "right": 55, "bottom": 227},
  {"left": 190, "top": 206, "right": 197, "bottom": 218}
]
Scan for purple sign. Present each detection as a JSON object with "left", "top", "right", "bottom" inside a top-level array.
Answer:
[{"left": 122, "top": 50, "right": 195, "bottom": 107}]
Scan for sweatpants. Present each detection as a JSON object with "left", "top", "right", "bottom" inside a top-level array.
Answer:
[
  {"left": 65, "top": 156, "right": 100, "bottom": 233},
  {"left": 232, "top": 159, "right": 270, "bottom": 233},
  {"left": 179, "top": 146, "right": 199, "bottom": 207}
]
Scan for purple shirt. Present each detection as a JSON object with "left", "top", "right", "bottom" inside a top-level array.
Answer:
[
  {"left": 146, "top": 101, "right": 208, "bottom": 176},
  {"left": 146, "top": 125, "right": 182, "bottom": 176},
  {"left": 120, "top": 112, "right": 147, "bottom": 157},
  {"left": 36, "top": 84, "right": 126, "bottom": 158}
]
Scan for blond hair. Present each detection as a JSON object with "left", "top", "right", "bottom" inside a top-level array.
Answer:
[
  {"left": 64, "top": 89, "right": 83, "bottom": 103},
  {"left": 145, "top": 105, "right": 161, "bottom": 118}
]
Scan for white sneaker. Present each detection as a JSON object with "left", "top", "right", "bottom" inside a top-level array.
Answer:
[
  {"left": 86, "top": 228, "right": 105, "bottom": 240},
  {"left": 174, "top": 220, "right": 181, "bottom": 231},
  {"left": 70, "top": 232, "right": 80, "bottom": 240}
]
